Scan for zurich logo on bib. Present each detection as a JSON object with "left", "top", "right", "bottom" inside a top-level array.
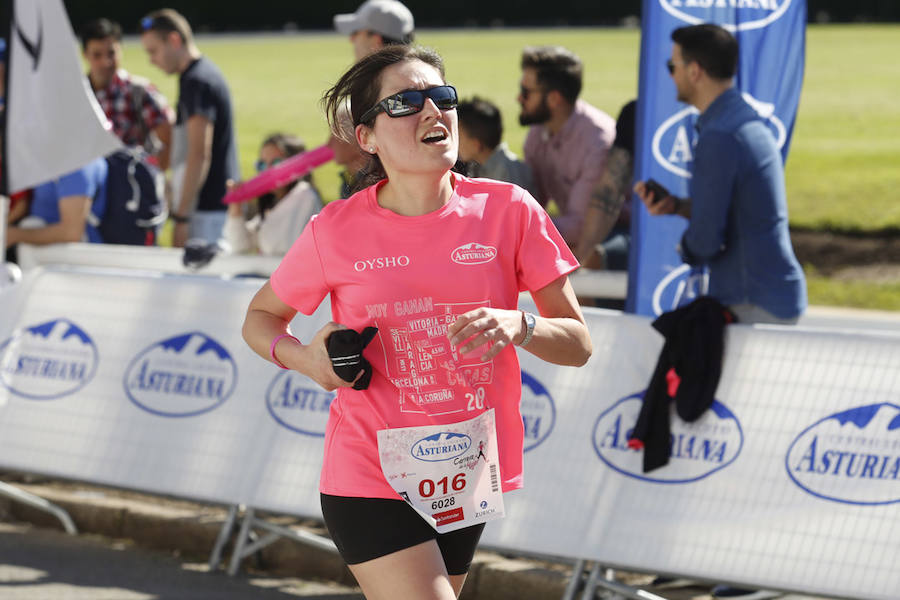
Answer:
[
  {"left": 124, "top": 331, "right": 237, "bottom": 417},
  {"left": 593, "top": 391, "right": 744, "bottom": 483},
  {"left": 0, "top": 318, "right": 99, "bottom": 400},
  {"left": 266, "top": 370, "right": 333, "bottom": 436},
  {"left": 786, "top": 403, "right": 900, "bottom": 506},
  {"left": 659, "top": 0, "right": 793, "bottom": 32}
]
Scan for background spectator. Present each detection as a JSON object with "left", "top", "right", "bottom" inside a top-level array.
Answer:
[
  {"left": 334, "top": 0, "right": 415, "bottom": 60},
  {"left": 635, "top": 24, "right": 806, "bottom": 328},
  {"left": 4, "top": 159, "right": 108, "bottom": 249},
  {"left": 576, "top": 99, "right": 636, "bottom": 271},
  {"left": 140, "top": 9, "right": 240, "bottom": 248},
  {"left": 81, "top": 18, "right": 174, "bottom": 169},
  {"left": 224, "top": 133, "right": 322, "bottom": 256},
  {"left": 457, "top": 96, "right": 535, "bottom": 196},
  {"left": 519, "top": 45, "right": 616, "bottom": 248}
]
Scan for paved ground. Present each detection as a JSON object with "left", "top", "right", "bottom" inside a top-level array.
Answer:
[{"left": 0, "top": 522, "right": 364, "bottom": 600}]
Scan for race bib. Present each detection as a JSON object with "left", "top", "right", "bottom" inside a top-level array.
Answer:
[{"left": 377, "top": 409, "right": 505, "bottom": 533}]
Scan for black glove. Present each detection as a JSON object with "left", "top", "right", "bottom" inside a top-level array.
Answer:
[{"left": 327, "top": 326, "right": 378, "bottom": 390}]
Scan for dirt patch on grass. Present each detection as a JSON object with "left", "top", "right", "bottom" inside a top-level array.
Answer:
[{"left": 791, "top": 228, "right": 900, "bottom": 278}]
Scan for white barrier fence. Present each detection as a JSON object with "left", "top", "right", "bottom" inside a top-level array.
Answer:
[{"left": 1, "top": 264, "right": 899, "bottom": 599}]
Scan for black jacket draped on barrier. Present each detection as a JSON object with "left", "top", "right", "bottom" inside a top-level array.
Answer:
[{"left": 628, "top": 297, "right": 735, "bottom": 472}]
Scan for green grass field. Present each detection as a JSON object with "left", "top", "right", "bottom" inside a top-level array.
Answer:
[{"left": 118, "top": 25, "right": 900, "bottom": 308}]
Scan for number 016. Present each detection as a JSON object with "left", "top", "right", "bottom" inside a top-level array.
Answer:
[{"left": 418, "top": 473, "right": 466, "bottom": 497}]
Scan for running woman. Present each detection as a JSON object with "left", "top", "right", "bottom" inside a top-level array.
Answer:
[{"left": 242, "top": 45, "right": 591, "bottom": 600}]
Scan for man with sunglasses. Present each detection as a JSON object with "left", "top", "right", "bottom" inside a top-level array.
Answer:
[
  {"left": 635, "top": 24, "right": 805, "bottom": 331},
  {"left": 519, "top": 46, "right": 616, "bottom": 249},
  {"left": 140, "top": 9, "right": 239, "bottom": 248}
]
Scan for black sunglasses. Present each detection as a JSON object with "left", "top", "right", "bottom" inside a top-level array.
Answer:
[{"left": 359, "top": 85, "right": 458, "bottom": 125}]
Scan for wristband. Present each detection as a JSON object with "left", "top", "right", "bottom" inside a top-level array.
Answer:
[
  {"left": 270, "top": 333, "right": 299, "bottom": 369},
  {"left": 171, "top": 213, "right": 190, "bottom": 224}
]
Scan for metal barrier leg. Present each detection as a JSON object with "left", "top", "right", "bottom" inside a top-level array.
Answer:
[
  {"left": 562, "top": 559, "right": 586, "bottom": 600},
  {"left": 581, "top": 562, "right": 603, "bottom": 600},
  {"left": 207, "top": 504, "right": 239, "bottom": 571},
  {"left": 0, "top": 480, "right": 77, "bottom": 534},
  {"left": 227, "top": 506, "right": 255, "bottom": 576},
  {"left": 224, "top": 506, "right": 338, "bottom": 576}
]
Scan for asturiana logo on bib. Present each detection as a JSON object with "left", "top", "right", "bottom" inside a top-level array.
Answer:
[
  {"left": 412, "top": 432, "right": 472, "bottom": 462},
  {"left": 266, "top": 370, "right": 334, "bottom": 437},
  {"left": 521, "top": 370, "right": 555, "bottom": 452},
  {"left": 593, "top": 391, "right": 744, "bottom": 483},
  {"left": 659, "top": 0, "right": 792, "bottom": 32},
  {"left": 0, "top": 318, "right": 99, "bottom": 400},
  {"left": 652, "top": 93, "right": 787, "bottom": 179},
  {"left": 451, "top": 243, "right": 497, "bottom": 266},
  {"left": 786, "top": 403, "right": 900, "bottom": 506},
  {"left": 124, "top": 331, "right": 236, "bottom": 417}
]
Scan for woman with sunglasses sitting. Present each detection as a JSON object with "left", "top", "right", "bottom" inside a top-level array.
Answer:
[
  {"left": 223, "top": 132, "right": 323, "bottom": 256},
  {"left": 241, "top": 45, "right": 591, "bottom": 600}
]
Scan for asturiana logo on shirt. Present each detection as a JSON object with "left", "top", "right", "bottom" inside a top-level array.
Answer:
[
  {"left": 412, "top": 432, "right": 472, "bottom": 462},
  {"left": 451, "top": 243, "right": 497, "bottom": 266},
  {"left": 353, "top": 256, "right": 410, "bottom": 271},
  {"left": 0, "top": 318, "right": 99, "bottom": 400},
  {"left": 786, "top": 403, "right": 900, "bottom": 506},
  {"left": 660, "top": 0, "right": 792, "bottom": 32},
  {"left": 593, "top": 391, "right": 743, "bottom": 484}
]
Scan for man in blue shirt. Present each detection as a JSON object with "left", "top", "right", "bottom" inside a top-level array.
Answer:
[
  {"left": 4, "top": 159, "right": 108, "bottom": 249},
  {"left": 635, "top": 24, "right": 806, "bottom": 326}
]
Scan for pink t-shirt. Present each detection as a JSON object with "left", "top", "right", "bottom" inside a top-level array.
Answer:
[{"left": 270, "top": 175, "right": 578, "bottom": 499}]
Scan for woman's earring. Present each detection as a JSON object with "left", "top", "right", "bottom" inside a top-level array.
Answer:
[{"left": 369, "top": 147, "right": 375, "bottom": 153}]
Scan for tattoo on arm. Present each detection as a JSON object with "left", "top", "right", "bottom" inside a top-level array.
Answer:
[{"left": 589, "top": 148, "right": 633, "bottom": 216}]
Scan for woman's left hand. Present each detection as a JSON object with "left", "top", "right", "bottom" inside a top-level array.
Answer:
[{"left": 448, "top": 308, "right": 523, "bottom": 362}]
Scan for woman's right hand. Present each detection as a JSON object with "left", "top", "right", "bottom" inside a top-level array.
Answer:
[{"left": 291, "top": 321, "right": 363, "bottom": 391}]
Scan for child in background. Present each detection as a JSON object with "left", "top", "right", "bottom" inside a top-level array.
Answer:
[{"left": 456, "top": 97, "right": 535, "bottom": 196}]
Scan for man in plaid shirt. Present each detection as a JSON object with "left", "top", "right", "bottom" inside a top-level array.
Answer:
[{"left": 81, "top": 18, "right": 174, "bottom": 170}]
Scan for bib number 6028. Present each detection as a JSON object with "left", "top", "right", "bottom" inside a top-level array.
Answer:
[{"left": 419, "top": 473, "right": 467, "bottom": 497}]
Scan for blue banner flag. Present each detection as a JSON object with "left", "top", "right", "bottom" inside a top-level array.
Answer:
[{"left": 627, "top": 0, "right": 806, "bottom": 315}]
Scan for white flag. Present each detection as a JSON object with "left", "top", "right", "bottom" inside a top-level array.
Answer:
[{"left": 5, "top": 0, "right": 121, "bottom": 194}]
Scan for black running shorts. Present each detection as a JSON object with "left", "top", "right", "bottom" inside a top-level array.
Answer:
[{"left": 320, "top": 494, "right": 485, "bottom": 575}]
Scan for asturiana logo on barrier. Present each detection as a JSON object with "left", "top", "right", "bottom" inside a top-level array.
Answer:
[
  {"left": 659, "top": 0, "right": 792, "bottom": 32},
  {"left": 124, "top": 331, "right": 236, "bottom": 417},
  {"left": 652, "top": 93, "right": 787, "bottom": 179},
  {"left": 412, "top": 432, "right": 472, "bottom": 462},
  {"left": 786, "top": 403, "right": 900, "bottom": 506},
  {"left": 593, "top": 391, "right": 744, "bottom": 483},
  {"left": 266, "top": 370, "right": 334, "bottom": 436},
  {"left": 0, "top": 318, "right": 99, "bottom": 400},
  {"left": 521, "top": 370, "right": 555, "bottom": 452}
]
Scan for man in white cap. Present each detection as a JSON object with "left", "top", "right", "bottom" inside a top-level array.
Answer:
[{"left": 333, "top": 0, "right": 415, "bottom": 60}]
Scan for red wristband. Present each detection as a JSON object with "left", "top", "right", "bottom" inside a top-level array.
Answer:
[{"left": 270, "top": 333, "right": 299, "bottom": 369}]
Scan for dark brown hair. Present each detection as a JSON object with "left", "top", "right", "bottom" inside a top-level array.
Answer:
[
  {"left": 521, "top": 46, "right": 583, "bottom": 105},
  {"left": 321, "top": 45, "right": 445, "bottom": 192},
  {"left": 671, "top": 24, "right": 738, "bottom": 80}
]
